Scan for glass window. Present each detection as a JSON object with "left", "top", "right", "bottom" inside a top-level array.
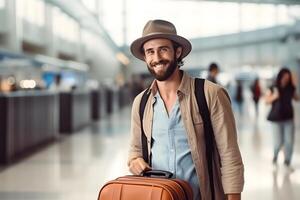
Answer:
[
  {"left": 276, "top": 5, "right": 291, "bottom": 25},
  {"left": 53, "top": 7, "right": 79, "bottom": 42},
  {"left": 98, "top": 0, "right": 300, "bottom": 46},
  {"left": 82, "top": 0, "right": 97, "bottom": 13},
  {"left": 17, "top": 0, "right": 45, "bottom": 26},
  {"left": 240, "top": 4, "right": 277, "bottom": 31},
  {"left": 0, "top": 0, "right": 5, "bottom": 9},
  {"left": 288, "top": 5, "right": 300, "bottom": 20},
  {"left": 16, "top": 0, "right": 24, "bottom": 18},
  {"left": 102, "top": 0, "right": 124, "bottom": 46},
  {"left": 125, "top": 0, "right": 242, "bottom": 44},
  {"left": 82, "top": 30, "right": 98, "bottom": 50},
  {"left": 36, "top": 0, "right": 45, "bottom": 26}
]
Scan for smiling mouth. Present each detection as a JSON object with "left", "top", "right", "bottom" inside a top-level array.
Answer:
[{"left": 153, "top": 64, "right": 166, "bottom": 69}]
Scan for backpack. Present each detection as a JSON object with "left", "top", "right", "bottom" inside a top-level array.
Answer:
[{"left": 139, "top": 78, "right": 221, "bottom": 200}]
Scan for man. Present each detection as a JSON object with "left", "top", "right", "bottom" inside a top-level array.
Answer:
[
  {"left": 207, "top": 62, "right": 219, "bottom": 84},
  {"left": 128, "top": 19, "right": 244, "bottom": 200}
]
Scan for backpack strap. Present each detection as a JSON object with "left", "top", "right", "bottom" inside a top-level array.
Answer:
[
  {"left": 194, "top": 78, "right": 216, "bottom": 200},
  {"left": 139, "top": 88, "right": 151, "bottom": 165}
]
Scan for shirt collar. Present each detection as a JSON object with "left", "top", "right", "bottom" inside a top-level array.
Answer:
[
  {"left": 177, "top": 70, "right": 190, "bottom": 96},
  {"left": 148, "top": 70, "right": 191, "bottom": 97}
]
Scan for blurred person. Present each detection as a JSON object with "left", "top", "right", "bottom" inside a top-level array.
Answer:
[
  {"left": 207, "top": 62, "right": 219, "bottom": 84},
  {"left": 265, "top": 68, "right": 300, "bottom": 172},
  {"left": 49, "top": 74, "right": 61, "bottom": 91},
  {"left": 71, "top": 84, "right": 77, "bottom": 91},
  {"left": 0, "top": 75, "right": 17, "bottom": 92},
  {"left": 7, "top": 75, "right": 17, "bottom": 91},
  {"left": 48, "top": 74, "right": 68, "bottom": 92},
  {"left": 250, "top": 78, "right": 261, "bottom": 116},
  {"left": 234, "top": 80, "right": 244, "bottom": 115},
  {"left": 128, "top": 19, "right": 244, "bottom": 200}
]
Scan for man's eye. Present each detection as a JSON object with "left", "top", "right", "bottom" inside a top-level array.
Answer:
[{"left": 146, "top": 51, "right": 153, "bottom": 55}]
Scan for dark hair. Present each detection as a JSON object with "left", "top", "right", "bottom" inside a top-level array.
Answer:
[
  {"left": 171, "top": 41, "right": 184, "bottom": 67},
  {"left": 55, "top": 74, "right": 62, "bottom": 84},
  {"left": 209, "top": 62, "right": 219, "bottom": 72},
  {"left": 275, "top": 67, "right": 294, "bottom": 92}
]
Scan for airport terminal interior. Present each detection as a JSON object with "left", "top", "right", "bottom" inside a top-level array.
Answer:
[{"left": 1, "top": 0, "right": 300, "bottom": 199}]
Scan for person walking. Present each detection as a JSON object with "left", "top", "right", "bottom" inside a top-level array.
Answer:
[
  {"left": 235, "top": 80, "right": 244, "bottom": 115},
  {"left": 250, "top": 78, "right": 262, "bottom": 116},
  {"left": 265, "top": 67, "right": 299, "bottom": 172},
  {"left": 207, "top": 62, "right": 219, "bottom": 84}
]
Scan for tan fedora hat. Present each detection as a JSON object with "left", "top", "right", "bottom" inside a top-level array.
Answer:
[{"left": 130, "top": 19, "right": 192, "bottom": 61}]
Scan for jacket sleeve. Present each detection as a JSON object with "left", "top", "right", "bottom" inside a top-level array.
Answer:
[
  {"left": 210, "top": 87, "right": 244, "bottom": 194},
  {"left": 127, "top": 94, "right": 143, "bottom": 167}
]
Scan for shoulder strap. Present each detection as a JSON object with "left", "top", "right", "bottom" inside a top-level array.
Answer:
[
  {"left": 139, "top": 88, "right": 151, "bottom": 165},
  {"left": 194, "top": 78, "right": 216, "bottom": 200}
]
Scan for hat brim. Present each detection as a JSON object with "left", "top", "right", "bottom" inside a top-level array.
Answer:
[{"left": 130, "top": 33, "right": 192, "bottom": 61}]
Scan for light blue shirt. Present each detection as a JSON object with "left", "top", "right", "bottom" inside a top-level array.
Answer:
[{"left": 151, "top": 92, "right": 200, "bottom": 200}]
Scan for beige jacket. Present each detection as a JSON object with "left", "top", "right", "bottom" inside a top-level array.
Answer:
[{"left": 128, "top": 71, "right": 244, "bottom": 200}]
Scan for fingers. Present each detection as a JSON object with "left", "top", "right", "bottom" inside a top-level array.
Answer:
[
  {"left": 129, "top": 158, "right": 149, "bottom": 175},
  {"left": 129, "top": 158, "right": 151, "bottom": 175},
  {"left": 129, "top": 159, "right": 142, "bottom": 175}
]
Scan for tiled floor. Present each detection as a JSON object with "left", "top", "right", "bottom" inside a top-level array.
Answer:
[{"left": 0, "top": 96, "right": 300, "bottom": 200}]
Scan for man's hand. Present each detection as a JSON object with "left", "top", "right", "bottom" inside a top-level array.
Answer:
[
  {"left": 227, "top": 193, "right": 241, "bottom": 200},
  {"left": 129, "top": 157, "right": 151, "bottom": 175}
]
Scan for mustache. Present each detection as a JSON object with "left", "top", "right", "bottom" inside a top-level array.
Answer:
[{"left": 150, "top": 60, "right": 169, "bottom": 67}]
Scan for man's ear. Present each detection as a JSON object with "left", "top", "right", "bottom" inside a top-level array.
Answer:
[{"left": 176, "top": 47, "right": 183, "bottom": 59}]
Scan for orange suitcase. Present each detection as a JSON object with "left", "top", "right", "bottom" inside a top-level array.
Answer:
[{"left": 98, "top": 170, "right": 193, "bottom": 200}]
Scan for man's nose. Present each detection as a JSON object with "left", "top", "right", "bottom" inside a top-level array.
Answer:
[{"left": 153, "top": 51, "right": 163, "bottom": 63}]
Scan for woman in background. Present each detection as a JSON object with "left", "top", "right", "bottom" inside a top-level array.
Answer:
[{"left": 265, "top": 67, "right": 299, "bottom": 172}]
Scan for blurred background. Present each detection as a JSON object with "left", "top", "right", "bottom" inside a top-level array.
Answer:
[{"left": 0, "top": 0, "right": 300, "bottom": 199}]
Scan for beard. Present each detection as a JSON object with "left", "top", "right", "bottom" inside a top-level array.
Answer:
[{"left": 147, "top": 56, "right": 178, "bottom": 81}]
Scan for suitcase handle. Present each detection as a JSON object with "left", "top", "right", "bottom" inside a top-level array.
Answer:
[{"left": 141, "top": 170, "right": 173, "bottom": 178}]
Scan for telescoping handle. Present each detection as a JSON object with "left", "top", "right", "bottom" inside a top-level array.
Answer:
[{"left": 141, "top": 170, "right": 173, "bottom": 179}]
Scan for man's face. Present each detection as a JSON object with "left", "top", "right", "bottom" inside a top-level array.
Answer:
[
  {"left": 281, "top": 72, "right": 290, "bottom": 87},
  {"left": 211, "top": 69, "right": 219, "bottom": 77},
  {"left": 143, "top": 38, "right": 182, "bottom": 81}
]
